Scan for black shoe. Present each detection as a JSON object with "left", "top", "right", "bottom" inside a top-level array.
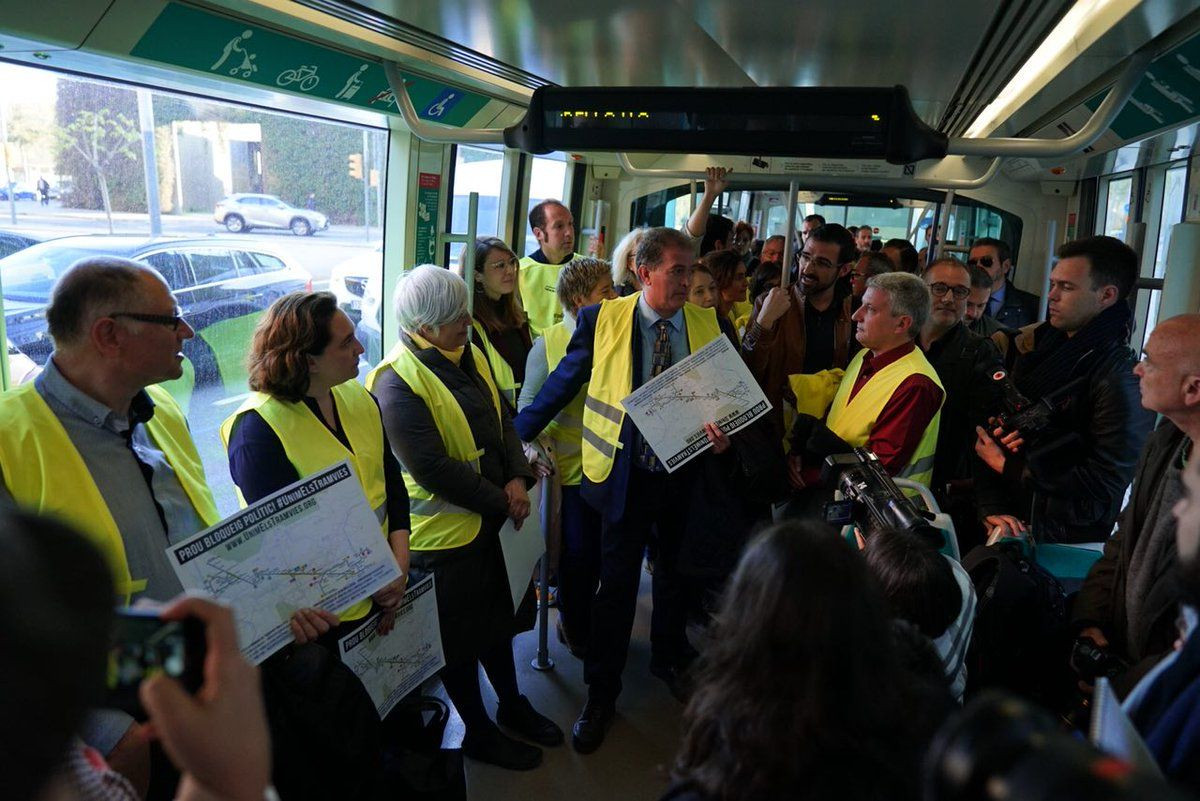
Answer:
[
  {"left": 463, "top": 725, "right": 543, "bottom": 771},
  {"left": 649, "top": 659, "right": 692, "bottom": 704},
  {"left": 496, "top": 694, "right": 564, "bottom": 746},
  {"left": 571, "top": 699, "right": 615, "bottom": 754}
]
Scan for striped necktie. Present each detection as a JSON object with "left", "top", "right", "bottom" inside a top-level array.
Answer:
[{"left": 638, "top": 319, "right": 672, "bottom": 470}]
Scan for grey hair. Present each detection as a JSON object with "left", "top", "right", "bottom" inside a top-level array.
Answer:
[
  {"left": 866, "top": 271, "right": 931, "bottom": 338},
  {"left": 557, "top": 257, "right": 612, "bottom": 317},
  {"left": 46, "top": 257, "right": 161, "bottom": 348},
  {"left": 393, "top": 264, "right": 468, "bottom": 335},
  {"left": 610, "top": 227, "right": 646, "bottom": 288}
]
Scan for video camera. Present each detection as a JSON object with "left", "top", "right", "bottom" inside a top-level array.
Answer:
[
  {"left": 991, "top": 369, "right": 1086, "bottom": 439},
  {"left": 925, "top": 692, "right": 1189, "bottom": 801},
  {"left": 821, "top": 448, "right": 935, "bottom": 539},
  {"left": 1071, "top": 636, "right": 1130, "bottom": 683}
]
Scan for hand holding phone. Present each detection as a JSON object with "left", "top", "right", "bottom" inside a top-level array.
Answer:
[{"left": 107, "top": 609, "right": 205, "bottom": 720}]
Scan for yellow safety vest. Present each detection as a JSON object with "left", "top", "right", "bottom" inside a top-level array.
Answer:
[
  {"left": 219, "top": 380, "right": 390, "bottom": 623},
  {"left": 543, "top": 321, "right": 585, "bottom": 486},
  {"left": 825, "top": 345, "right": 944, "bottom": 487},
  {"left": 366, "top": 340, "right": 502, "bottom": 551},
  {"left": 581, "top": 293, "right": 723, "bottom": 483},
  {"left": 471, "top": 318, "right": 520, "bottom": 409},
  {"left": 0, "top": 382, "right": 219, "bottom": 602},
  {"left": 519, "top": 252, "right": 583, "bottom": 338}
]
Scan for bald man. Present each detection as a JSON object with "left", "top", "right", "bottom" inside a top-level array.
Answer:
[{"left": 1072, "top": 314, "right": 1200, "bottom": 695}]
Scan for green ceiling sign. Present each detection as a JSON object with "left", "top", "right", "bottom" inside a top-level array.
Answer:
[
  {"left": 1085, "top": 33, "right": 1200, "bottom": 142},
  {"left": 131, "top": 2, "right": 490, "bottom": 128}
]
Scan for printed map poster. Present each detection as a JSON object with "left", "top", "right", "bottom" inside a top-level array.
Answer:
[
  {"left": 621, "top": 335, "right": 772, "bottom": 472},
  {"left": 339, "top": 575, "right": 445, "bottom": 719},
  {"left": 166, "top": 462, "right": 402, "bottom": 664}
]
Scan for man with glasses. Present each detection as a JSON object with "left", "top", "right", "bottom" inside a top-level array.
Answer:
[
  {"left": 743, "top": 224, "right": 857, "bottom": 440},
  {"left": 0, "top": 257, "right": 220, "bottom": 794},
  {"left": 918, "top": 258, "right": 1005, "bottom": 550},
  {"left": 968, "top": 237, "right": 1040, "bottom": 329}
]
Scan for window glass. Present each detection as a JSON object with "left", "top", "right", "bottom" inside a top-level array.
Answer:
[
  {"left": 525, "top": 155, "right": 569, "bottom": 256},
  {"left": 448, "top": 145, "right": 503, "bottom": 266},
  {"left": 1103, "top": 176, "right": 1133, "bottom": 241},
  {"left": 1142, "top": 164, "right": 1187, "bottom": 349},
  {"left": 0, "top": 61, "right": 386, "bottom": 511}
]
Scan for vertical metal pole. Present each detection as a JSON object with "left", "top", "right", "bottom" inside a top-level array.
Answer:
[
  {"left": 0, "top": 257, "right": 10, "bottom": 391},
  {"left": 463, "top": 192, "right": 479, "bottom": 314},
  {"left": 780, "top": 180, "right": 799, "bottom": 288},
  {"left": 1039, "top": 219, "right": 1058, "bottom": 322},
  {"left": 933, "top": 190, "right": 955, "bottom": 262},
  {"left": 362, "top": 129, "right": 371, "bottom": 241},
  {"left": 532, "top": 483, "right": 555, "bottom": 670},
  {"left": 137, "top": 90, "right": 162, "bottom": 237},
  {"left": 0, "top": 103, "right": 16, "bottom": 225}
]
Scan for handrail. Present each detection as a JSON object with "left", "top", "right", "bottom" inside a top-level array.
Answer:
[
  {"left": 945, "top": 45, "right": 1155, "bottom": 158},
  {"left": 383, "top": 61, "right": 506, "bottom": 145},
  {"left": 615, "top": 152, "right": 1003, "bottom": 190}
]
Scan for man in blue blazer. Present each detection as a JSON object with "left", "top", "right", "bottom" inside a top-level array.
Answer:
[{"left": 515, "top": 227, "right": 731, "bottom": 753}]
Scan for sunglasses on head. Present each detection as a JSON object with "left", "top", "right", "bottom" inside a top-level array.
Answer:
[{"left": 967, "top": 256, "right": 994, "bottom": 268}]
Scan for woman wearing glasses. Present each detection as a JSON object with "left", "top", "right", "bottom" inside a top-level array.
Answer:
[{"left": 459, "top": 237, "right": 533, "bottom": 411}]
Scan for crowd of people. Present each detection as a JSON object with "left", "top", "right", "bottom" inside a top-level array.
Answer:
[{"left": 4, "top": 167, "right": 1200, "bottom": 801}]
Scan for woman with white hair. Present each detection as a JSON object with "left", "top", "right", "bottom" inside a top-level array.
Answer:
[
  {"left": 610, "top": 227, "right": 645, "bottom": 296},
  {"left": 367, "top": 265, "right": 561, "bottom": 771}
]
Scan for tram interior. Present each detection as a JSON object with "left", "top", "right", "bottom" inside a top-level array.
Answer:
[{"left": 4, "top": 0, "right": 1200, "bottom": 798}]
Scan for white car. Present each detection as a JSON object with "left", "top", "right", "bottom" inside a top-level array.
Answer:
[
  {"left": 213, "top": 193, "right": 329, "bottom": 236},
  {"left": 329, "top": 244, "right": 382, "bottom": 323}
]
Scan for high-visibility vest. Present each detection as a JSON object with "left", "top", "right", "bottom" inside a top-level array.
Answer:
[
  {"left": 366, "top": 340, "right": 502, "bottom": 551},
  {"left": 219, "top": 379, "right": 389, "bottom": 623},
  {"left": 519, "top": 252, "right": 583, "bottom": 338},
  {"left": 0, "top": 382, "right": 219, "bottom": 602},
  {"left": 825, "top": 345, "right": 944, "bottom": 487},
  {"left": 471, "top": 318, "right": 520, "bottom": 409},
  {"left": 543, "top": 321, "right": 585, "bottom": 486},
  {"left": 582, "top": 293, "right": 723, "bottom": 483}
]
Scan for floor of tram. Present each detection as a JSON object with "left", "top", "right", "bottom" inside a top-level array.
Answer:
[{"left": 436, "top": 567, "right": 685, "bottom": 800}]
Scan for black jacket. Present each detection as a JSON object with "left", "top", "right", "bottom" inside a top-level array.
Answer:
[
  {"left": 978, "top": 329, "right": 1155, "bottom": 543},
  {"left": 922, "top": 321, "right": 1003, "bottom": 496},
  {"left": 990, "top": 279, "right": 1041, "bottom": 329},
  {"left": 1072, "top": 421, "right": 1190, "bottom": 688}
]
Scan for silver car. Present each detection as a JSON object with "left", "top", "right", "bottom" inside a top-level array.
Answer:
[{"left": 213, "top": 193, "right": 329, "bottom": 236}]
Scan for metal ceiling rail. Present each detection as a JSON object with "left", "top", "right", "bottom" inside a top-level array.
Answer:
[
  {"left": 945, "top": 44, "right": 1155, "bottom": 158},
  {"left": 615, "top": 153, "right": 1003, "bottom": 191},
  {"left": 384, "top": 61, "right": 506, "bottom": 144}
]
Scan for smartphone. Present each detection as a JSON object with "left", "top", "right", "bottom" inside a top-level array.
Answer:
[{"left": 106, "top": 609, "right": 205, "bottom": 719}]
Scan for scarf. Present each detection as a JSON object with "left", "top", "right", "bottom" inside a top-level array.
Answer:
[{"left": 1014, "top": 301, "right": 1133, "bottom": 401}]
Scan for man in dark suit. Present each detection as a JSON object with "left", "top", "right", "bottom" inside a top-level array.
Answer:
[
  {"left": 968, "top": 237, "right": 1041, "bottom": 329},
  {"left": 515, "top": 227, "right": 731, "bottom": 754}
]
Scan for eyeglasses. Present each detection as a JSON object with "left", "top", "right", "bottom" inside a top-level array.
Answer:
[
  {"left": 799, "top": 251, "right": 837, "bottom": 270},
  {"left": 110, "top": 311, "right": 187, "bottom": 330},
  {"left": 966, "top": 256, "right": 994, "bottom": 268},
  {"left": 928, "top": 283, "right": 971, "bottom": 300},
  {"left": 484, "top": 256, "right": 519, "bottom": 272}
]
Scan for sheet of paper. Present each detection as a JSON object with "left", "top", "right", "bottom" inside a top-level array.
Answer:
[
  {"left": 166, "top": 461, "right": 402, "bottom": 664},
  {"left": 338, "top": 575, "right": 445, "bottom": 719},
  {"left": 498, "top": 482, "right": 544, "bottom": 613},
  {"left": 1091, "top": 677, "right": 1163, "bottom": 776},
  {"left": 621, "top": 334, "right": 772, "bottom": 472}
]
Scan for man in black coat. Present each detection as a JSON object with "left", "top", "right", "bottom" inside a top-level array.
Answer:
[
  {"left": 968, "top": 237, "right": 1040, "bottom": 330},
  {"left": 918, "top": 258, "right": 1005, "bottom": 552},
  {"left": 1071, "top": 314, "right": 1200, "bottom": 694},
  {"left": 974, "top": 236, "right": 1155, "bottom": 543}
]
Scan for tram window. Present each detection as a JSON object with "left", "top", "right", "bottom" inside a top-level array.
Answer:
[
  {"left": 525, "top": 155, "right": 569, "bottom": 255},
  {"left": 449, "top": 145, "right": 503, "bottom": 251},
  {"left": 1102, "top": 175, "right": 1134, "bottom": 241},
  {"left": 1142, "top": 164, "right": 1187, "bottom": 348},
  {"left": 0, "top": 60, "right": 386, "bottom": 513}
]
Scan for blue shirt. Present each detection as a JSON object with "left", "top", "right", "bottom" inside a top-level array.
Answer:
[
  {"left": 636, "top": 294, "right": 689, "bottom": 386},
  {"left": 987, "top": 281, "right": 1007, "bottom": 316}
]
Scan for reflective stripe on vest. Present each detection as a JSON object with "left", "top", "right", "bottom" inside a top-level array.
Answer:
[
  {"left": 825, "top": 346, "right": 944, "bottom": 488},
  {"left": 471, "top": 318, "right": 520, "bottom": 409},
  {"left": 366, "top": 340, "right": 501, "bottom": 551},
  {"left": 518, "top": 253, "right": 583, "bottom": 338},
  {"left": 219, "top": 380, "right": 389, "bottom": 623},
  {"left": 582, "top": 293, "right": 723, "bottom": 483},
  {"left": 543, "top": 320, "right": 586, "bottom": 486},
  {"left": 0, "top": 382, "right": 220, "bottom": 603}
]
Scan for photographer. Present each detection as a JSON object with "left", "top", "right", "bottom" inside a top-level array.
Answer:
[
  {"left": 974, "top": 236, "right": 1154, "bottom": 543},
  {"left": 1070, "top": 314, "right": 1200, "bottom": 694},
  {"left": 0, "top": 506, "right": 271, "bottom": 801}
]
